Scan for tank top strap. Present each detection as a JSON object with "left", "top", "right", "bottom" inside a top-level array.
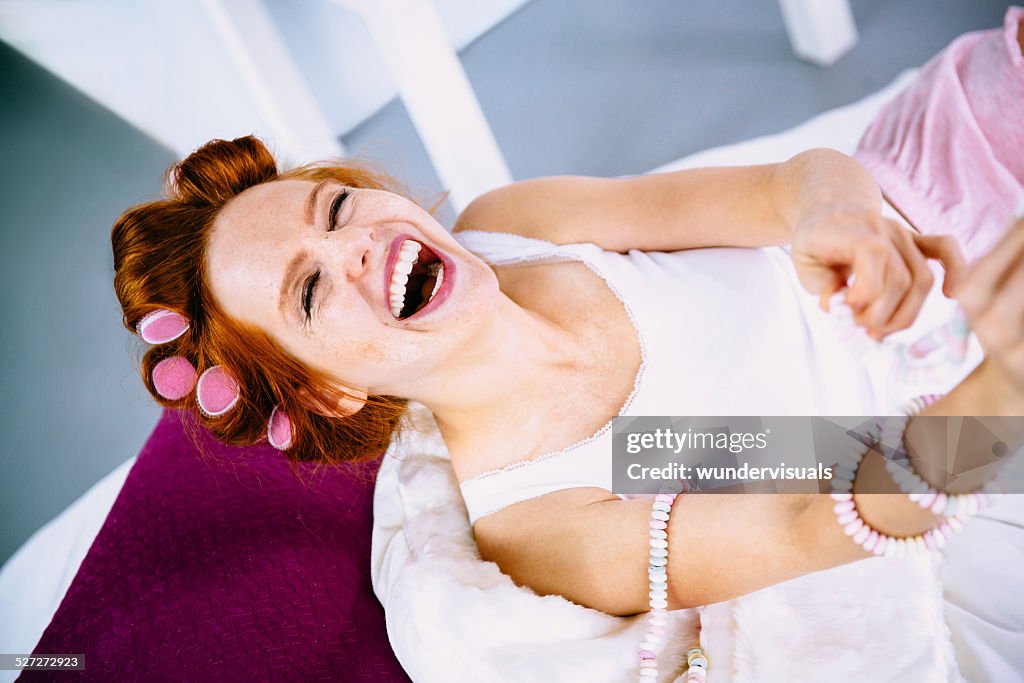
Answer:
[
  {"left": 451, "top": 229, "right": 653, "bottom": 335},
  {"left": 451, "top": 228, "right": 582, "bottom": 266}
]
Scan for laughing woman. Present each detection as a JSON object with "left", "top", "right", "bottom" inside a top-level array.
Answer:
[{"left": 113, "top": 9, "right": 1024, "bottom": 681}]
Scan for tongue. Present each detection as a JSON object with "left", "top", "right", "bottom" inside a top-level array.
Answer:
[{"left": 415, "top": 274, "right": 438, "bottom": 314}]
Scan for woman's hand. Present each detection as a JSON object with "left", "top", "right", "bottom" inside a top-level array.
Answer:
[
  {"left": 790, "top": 202, "right": 966, "bottom": 340},
  {"left": 956, "top": 216, "right": 1024, "bottom": 394}
]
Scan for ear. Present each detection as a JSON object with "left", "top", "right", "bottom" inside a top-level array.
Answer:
[{"left": 298, "top": 384, "right": 368, "bottom": 418}]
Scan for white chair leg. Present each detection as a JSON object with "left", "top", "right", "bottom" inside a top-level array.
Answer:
[
  {"left": 332, "top": 0, "right": 513, "bottom": 213},
  {"left": 200, "top": 0, "right": 346, "bottom": 162},
  {"left": 778, "top": 0, "right": 859, "bottom": 68}
]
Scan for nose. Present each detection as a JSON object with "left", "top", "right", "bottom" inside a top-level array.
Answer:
[{"left": 328, "top": 224, "right": 375, "bottom": 280}]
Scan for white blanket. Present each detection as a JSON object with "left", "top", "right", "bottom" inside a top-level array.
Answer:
[{"left": 369, "top": 72, "right": 1024, "bottom": 682}]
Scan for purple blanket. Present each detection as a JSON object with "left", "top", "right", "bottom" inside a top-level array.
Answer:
[{"left": 23, "top": 410, "right": 411, "bottom": 682}]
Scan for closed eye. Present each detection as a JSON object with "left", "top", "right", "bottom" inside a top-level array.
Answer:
[
  {"left": 328, "top": 189, "right": 349, "bottom": 232},
  {"left": 302, "top": 271, "right": 320, "bottom": 319},
  {"left": 302, "top": 188, "right": 351, "bottom": 321}
]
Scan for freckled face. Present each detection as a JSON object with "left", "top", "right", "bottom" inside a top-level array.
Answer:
[{"left": 204, "top": 179, "right": 499, "bottom": 394}]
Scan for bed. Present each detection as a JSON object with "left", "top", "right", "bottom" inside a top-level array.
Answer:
[{"left": 2, "top": 69, "right": 1022, "bottom": 683}]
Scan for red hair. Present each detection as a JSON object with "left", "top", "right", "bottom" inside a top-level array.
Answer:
[{"left": 112, "top": 136, "right": 435, "bottom": 467}]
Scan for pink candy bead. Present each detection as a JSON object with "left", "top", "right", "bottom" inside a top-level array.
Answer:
[
  {"left": 649, "top": 520, "right": 667, "bottom": 530},
  {"left": 873, "top": 536, "right": 888, "bottom": 555},
  {"left": 651, "top": 626, "right": 665, "bottom": 635},
  {"left": 640, "top": 660, "right": 657, "bottom": 668},
  {"left": 638, "top": 649, "right": 656, "bottom": 659},
  {"left": 924, "top": 531, "right": 937, "bottom": 551},
  {"left": 918, "top": 491, "right": 938, "bottom": 510},
  {"left": 830, "top": 492, "right": 853, "bottom": 501},
  {"left": 843, "top": 518, "right": 864, "bottom": 536},
  {"left": 833, "top": 500, "right": 855, "bottom": 514},
  {"left": 967, "top": 494, "right": 980, "bottom": 515},
  {"left": 836, "top": 510, "right": 859, "bottom": 525},
  {"left": 862, "top": 529, "right": 879, "bottom": 551},
  {"left": 930, "top": 493, "right": 948, "bottom": 515}
]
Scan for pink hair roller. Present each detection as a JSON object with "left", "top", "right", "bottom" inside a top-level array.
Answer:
[
  {"left": 152, "top": 355, "right": 197, "bottom": 400},
  {"left": 168, "top": 166, "right": 180, "bottom": 195},
  {"left": 196, "top": 365, "right": 240, "bottom": 417},
  {"left": 267, "top": 405, "right": 293, "bottom": 450},
  {"left": 136, "top": 309, "right": 190, "bottom": 344}
]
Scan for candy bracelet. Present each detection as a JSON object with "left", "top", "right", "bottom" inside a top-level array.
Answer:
[
  {"left": 639, "top": 493, "right": 708, "bottom": 681},
  {"left": 879, "top": 394, "right": 1004, "bottom": 514},
  {"left": 830, "top": 395, "right": 1006, "bottom": 555}
]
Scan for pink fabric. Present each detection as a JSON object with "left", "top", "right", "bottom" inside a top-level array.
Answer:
[{"left": 855, "top": 6, "right": 1024, "bottom": 262}]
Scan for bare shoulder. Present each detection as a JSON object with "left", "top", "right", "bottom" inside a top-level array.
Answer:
[
  {"left": 472, "top": 488, "right": 620, "bottom": 546},
  {"left": 471, "top": 487, "right": 622, "bottom": 604},
  {"left": 452, "top": 175, "right": 622, "bottom": 244}
]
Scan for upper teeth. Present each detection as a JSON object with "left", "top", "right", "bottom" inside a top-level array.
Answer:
[{"left": 389, "top": 239, "right": 444, "bottom": 318}]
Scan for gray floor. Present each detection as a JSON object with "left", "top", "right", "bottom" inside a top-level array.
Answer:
[
  {"left": 0, "top": 0, "right": 1011, "bottom": 566},
  {"left": 345, "top": 0, "right": 1011, "bottom": 226}
]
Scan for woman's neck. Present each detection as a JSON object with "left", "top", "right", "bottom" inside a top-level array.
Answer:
[{"left": 407, "top": 292, "right": 589, "bottom": 456}]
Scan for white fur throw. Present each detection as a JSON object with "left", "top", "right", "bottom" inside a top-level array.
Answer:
[{"left": 370, "top": 405, "right": 969, "bottom": 682}]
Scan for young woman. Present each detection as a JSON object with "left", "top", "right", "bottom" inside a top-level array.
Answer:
[{"left": 112, "top": 8, "right": 1023, "bottom": 678}]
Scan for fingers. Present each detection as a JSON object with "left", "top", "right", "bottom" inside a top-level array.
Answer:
[
  {"left": 912, "top": 233, "right": 966, "bottom": 297},
  {"left": 846, "top": 223, "right": 933, "bottom": 339},
  {"left": 957, "top": 218, "right": 1024, "bottom": 319},
  {"left": 969, "top": 253, "right": 1024, "bottom": 381},
  {"left": 959, "top": 218, "right": 1024, "bottom": 372},
  {"left": 852, "top": 252, "right": 914, "bottom": 339},
  {"left": 844, "top": 236, "right": 888, "bottom": 314},
  {"left": 973, "top": 258, "right": 1024, "bottom": 347},
  {"left": 873, "top": 224, "right": 934, "bottom": 337},
  {"left": 847, "top": 224, "right": 965, "bottom": 340},
  {"left": 816, "top": 267, "right": 850, "bottom": 312}
]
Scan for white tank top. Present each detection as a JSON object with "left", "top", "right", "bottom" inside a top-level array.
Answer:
[{"left": 454, "top": 228, "right": 982, "bottom": 525}]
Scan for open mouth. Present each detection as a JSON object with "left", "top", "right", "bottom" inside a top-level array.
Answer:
[{"left": 388, "top": 239, "right": 445, "bottom": 320}]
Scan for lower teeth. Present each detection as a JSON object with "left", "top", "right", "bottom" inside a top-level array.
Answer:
[{"left": 429, "top": 263, "right": 445, "bottom": 300}]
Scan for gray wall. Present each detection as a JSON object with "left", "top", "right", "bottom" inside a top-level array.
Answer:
[
  {"left": 1, "top": 42, "right": 170, "bottom": 565},
  {"left": 0, "top": 0, "right": 1013, "bottom": 565}
]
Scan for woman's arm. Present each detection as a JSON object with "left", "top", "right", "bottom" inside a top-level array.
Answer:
[
  {"left": 455, "top": 149, "right": 963, "bottom": 340},
  {"left": 454, "top": 148, "right": 869, "bottom": 252},
  {"left": 476, "top": 362, "right": 1022, "bottom": 617}
]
